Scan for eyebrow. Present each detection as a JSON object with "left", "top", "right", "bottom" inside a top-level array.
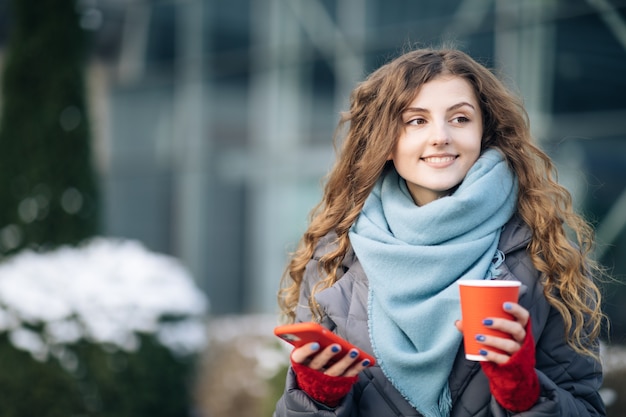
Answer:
[{"left": 403, "top": 101, "right": 476, "bottom": 113}]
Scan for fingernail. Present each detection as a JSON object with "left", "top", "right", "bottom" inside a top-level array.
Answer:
[
  {"left": 475, "top": 334, "right": 486, "bottom": 342},
  {"left": 331, "top": 344, "right": 341, "bottom": 353},
  {"left": 482, "top": 319, "right": 493, "bottom": 326},
  {"left": 349, "top": 350, "right": 358, "bottom": 358},
  {"left": 362, "top": 359, "right": 370, "bottom": 366},
  {"left": 503, "top": 302, "right": 513, "bottom": 310},
  {"left": 479, "top": 349, "right": 488, "bottom": 356},
  {"left": 310, "top": 342, "right": 320, "bottom": 351}
]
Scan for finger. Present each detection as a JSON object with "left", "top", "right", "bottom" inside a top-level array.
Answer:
[
  {"left": 477, "top": 346, "right": 511, "bottom": 365},
  {"left": 483, "top": 316, "right": 526, "bottom": 343},
  {"left": 502, "top": 302, "right": 530, "bottom": 327},
  {"left": 342, "top": 358, "right": 373, "bottom": 377},
  {"left": 308, "top": 344, "right": 343, "bottom": 371},
  {"left": 454, "top": 319, "right": 463, "bottom": 333},
  {"left": 323, "top": 348, "right": 361, "bottom": 377},
  {"left": 290, "top": 342, "right": 321, "bottom": 364},
  {"left": 475, "top": 333, "right": 521, "bottom": 357}
]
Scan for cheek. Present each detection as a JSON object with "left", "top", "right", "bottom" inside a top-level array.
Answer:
[
  {"left": 470, "top": 146, "right": 481, "bottom": 162},
  {"left": 392, "top": 132, "right": 422, "bottom": 155},
  {"left": 388, "top": 134, "right": 406, "bottom": 161},
  {"left": 463, "top": 131, "right": 483, "bottom": 160}
]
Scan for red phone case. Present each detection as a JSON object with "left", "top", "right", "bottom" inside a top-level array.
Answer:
[{"left": 274, "top": 322, "right": 375, "bottom": 366}]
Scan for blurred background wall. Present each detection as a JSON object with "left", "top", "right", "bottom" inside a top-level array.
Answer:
[{"left": 1, "top": 0, "right": 625, "bottom": 339}]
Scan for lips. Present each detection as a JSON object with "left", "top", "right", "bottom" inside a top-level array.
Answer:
[{"left": 421, "top": 155, "right": 457, "bottom": 163}]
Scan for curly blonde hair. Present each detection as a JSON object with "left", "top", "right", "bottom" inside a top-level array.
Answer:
[{"left": 278, "top": 47, "right": 605, "bottom": 357}]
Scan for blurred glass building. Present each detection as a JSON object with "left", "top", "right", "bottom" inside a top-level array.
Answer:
[{"left": 1, "top": 0, "right": 625, "bottom": 337}]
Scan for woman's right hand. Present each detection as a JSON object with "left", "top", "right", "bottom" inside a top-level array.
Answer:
[{"left": 291, "top": 342, "right": 371, "bottom": 377}]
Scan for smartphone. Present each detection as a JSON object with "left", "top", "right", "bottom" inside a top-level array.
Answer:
[{"left": 274, "top": 322, "right": 375, "bottom": 366}]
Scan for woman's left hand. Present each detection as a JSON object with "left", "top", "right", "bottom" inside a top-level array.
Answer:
[{"left": 455, "top": 302, "right": 530, "bottom": 364}]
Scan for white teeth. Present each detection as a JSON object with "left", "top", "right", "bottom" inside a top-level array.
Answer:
[{"left": 423, "top": 156, "right": 455, "bottom": 163}]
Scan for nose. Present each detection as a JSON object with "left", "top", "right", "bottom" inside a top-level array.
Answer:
[{"left": 430, "top": 121, "right": 450, "bottom": 146}]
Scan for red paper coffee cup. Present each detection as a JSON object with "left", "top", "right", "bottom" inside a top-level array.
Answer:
[{"left": 458, "top": 280, "right": 521, "bottom": 361}]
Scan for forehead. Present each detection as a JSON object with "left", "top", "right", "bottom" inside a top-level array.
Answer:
[{"left": 408, "top": 75, "right": 479, "bottom": 108}]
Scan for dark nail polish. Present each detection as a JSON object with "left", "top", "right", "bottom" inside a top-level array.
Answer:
[
  {"left": 362, "top": 359, "right": 370, "bottom": 366},
  {"left": 331, "top": 344, "right": 341, "bottom": 353},
  {"left": 349, "top": 350, "right": 358, "bottom": 358},
  {"left": 479, "top": 349, "right": 488, "bottom": 356},
  {"left": 483, "top": 319, "right": 493, "bottom": 326},
  {"left": 475, "top": 334, "right": 486, "bottom": 342},
  {"left": 310, "top": 342, "right": 320, "bottom": 351},
  {"left": 503, "top": 302, "right": 512, "bottom": 310}
]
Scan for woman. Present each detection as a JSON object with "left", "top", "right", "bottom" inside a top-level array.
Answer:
[{"left": 274, "top": 47, "right": 605, "bottom": 417}]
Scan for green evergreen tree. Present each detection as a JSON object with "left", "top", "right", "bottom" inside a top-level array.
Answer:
[{"left": 0, "top": 0, "right": 100, "bottom": 256}]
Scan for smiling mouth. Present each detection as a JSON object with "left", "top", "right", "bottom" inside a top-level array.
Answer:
[{"left": 422, "top": 156, "right": 457, "bottom": 163}]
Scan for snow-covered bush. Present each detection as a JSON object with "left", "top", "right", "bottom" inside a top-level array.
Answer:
[{"left": 0, "top": 238, "right": 209, "bottom": 416}]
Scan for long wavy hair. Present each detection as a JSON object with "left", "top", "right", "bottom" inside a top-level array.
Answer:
[{"left": 278, "top": 47, "right": 605, "bottom": 357}]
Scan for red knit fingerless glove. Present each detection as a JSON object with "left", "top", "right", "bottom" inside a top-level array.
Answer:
[
  {"left": 480, "top": 320, "right": 540, "bottom": 412},
  {"left": 291, "top": 358, "right": 359, "bottom": 407}
]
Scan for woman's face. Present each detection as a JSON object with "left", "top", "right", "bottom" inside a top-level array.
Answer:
[{"left": 389, "top": 75, "right": 483, "bottom": 206}]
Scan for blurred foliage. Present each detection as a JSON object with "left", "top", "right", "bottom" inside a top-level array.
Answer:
[
  {"left": 262, "top": 360, "right": 289, "bottom": 417},
  {"left": 0, "top": 0, "right": 99, "bottom": 256},
  {"left": 0, "top": 333, "right": 198, "bottom": 417},
  {"left": 603, "top": 369, "right": 626, "bottom": 417},
  {"left": 194, "top": 315, "right": 289, "bottom": 417}
]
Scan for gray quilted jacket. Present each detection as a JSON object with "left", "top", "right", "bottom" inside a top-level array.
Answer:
[{"left": 274, "top": 214, "right": 605, "bottom": 417}]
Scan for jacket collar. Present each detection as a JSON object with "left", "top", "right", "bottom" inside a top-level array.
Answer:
[{"left": 498, "top": 213, "right": 532, "bottom": 254}]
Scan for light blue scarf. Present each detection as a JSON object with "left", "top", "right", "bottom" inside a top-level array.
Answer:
[{"left": 349, "top": 149, "right": 518, "bottom": 417}]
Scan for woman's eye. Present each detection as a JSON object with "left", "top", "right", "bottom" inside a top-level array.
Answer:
[
  {"left": 407, "top": 118, "right": 426, "bottom": 125},
  {"left": 451, "top": 116, "right": 470, "bottom": 124}
]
